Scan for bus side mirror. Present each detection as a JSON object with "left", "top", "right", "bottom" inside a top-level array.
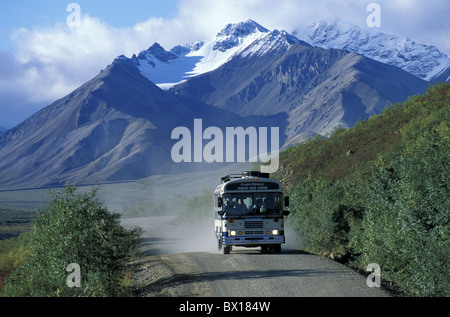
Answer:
[
  {"left": 218, "top": 210, "right": 225, "bottom": 216},
  {"left": 217, "top": 197, "right": 223, "bottom": 208},
  {"left": 283, "top": 210, "right": 290, "bottom": 217},
  {"left": 284, "top": 196, "right": 290, "bottom": 207}
]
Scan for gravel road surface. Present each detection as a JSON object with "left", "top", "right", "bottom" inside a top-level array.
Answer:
[{"left": 122, "top": 216, "right": 390, "bottom": 297}]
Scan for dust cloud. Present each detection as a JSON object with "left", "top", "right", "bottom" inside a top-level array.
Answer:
[
  {"left": 117, "top": 163, "right": 301, "bottom": 256},
  {"left": 121, "top": 215, "right": 218, "bottom": 256},
  {"left": 117, "top": 165, "right": 251, "bottom": 256}
]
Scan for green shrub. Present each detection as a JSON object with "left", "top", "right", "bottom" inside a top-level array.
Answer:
[
  {"left": 351, "top": 127, "right": 449, "bottom": 296},
  {"left": 2, "top": 184, "right": 143, "bottom": 297},
  {"left": 288, "top": 176, "right": 350, "bottom": 257}
]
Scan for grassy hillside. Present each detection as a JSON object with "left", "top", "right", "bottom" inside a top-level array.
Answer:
[
  {"left": 274, "top": 83, "right": 449, "bottom": 296},
  {"left": 275, "top": 83, "right": 449, "bottom": 190}
]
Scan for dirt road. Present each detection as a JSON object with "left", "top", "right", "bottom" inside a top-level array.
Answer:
[{"left": 122, "top": 216, "right": 390, "bottom": 297}]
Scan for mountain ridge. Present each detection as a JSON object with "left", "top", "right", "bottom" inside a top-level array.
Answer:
[
  {"left": 122, "top": 19, "right": 449, "bottom": 88},
  {"left": 171, "top": 41, "right": 428, "bottom": 138},
  {"left": 0, "top": 61, "right": 194, "bottom": 187},
  {"left": 298, "top": 20, "right": 450, "bottom": 82},
  {"left": 127, "top": 19, "right": 307, "bottom": 89}
]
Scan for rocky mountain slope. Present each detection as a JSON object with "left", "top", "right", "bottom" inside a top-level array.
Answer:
[{"left": 0, "top": 61, "right": 188, "bottom": 187}]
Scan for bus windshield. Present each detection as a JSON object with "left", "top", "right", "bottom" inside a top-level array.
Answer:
[{"left": 222, "top": 193, "right": 283, "bottom": 216}]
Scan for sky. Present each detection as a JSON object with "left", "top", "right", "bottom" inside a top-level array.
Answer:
[{"left": 0, "top": 0, "right": 449, "bottom": 128}]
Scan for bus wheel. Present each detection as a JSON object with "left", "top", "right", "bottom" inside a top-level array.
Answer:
[
  {"left": 223, "top": 245, "right": 231, "bottom": 255},
  {"left": 273, "top": 244, "right": 281, "bottom": 253}
]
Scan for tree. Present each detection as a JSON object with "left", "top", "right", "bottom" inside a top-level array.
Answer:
[{"left": 3, "top": 184, "right": 142, "bottom": 297}]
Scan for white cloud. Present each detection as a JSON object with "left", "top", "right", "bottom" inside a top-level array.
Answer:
[
  {"left": 11, "top": 15, "right": 153, "bottom": 103},
  {"left": 1, "top": 0, "right": 448, "bottom": 127},
  {"left": 0, "top": 14, "right": 193, "bottom": 127}
]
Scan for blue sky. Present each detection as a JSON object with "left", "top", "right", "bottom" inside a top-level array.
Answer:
[
  {"left": 0, "top": 0, "right": 179, "bottom": 51},
  {"left": 0, "top": 0, "right": 449, "bottom": 128}
]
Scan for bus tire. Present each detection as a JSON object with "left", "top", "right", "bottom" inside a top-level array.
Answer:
[
  {"left": 274, "top": 244, "right": 281, "bottom": 253},
  {"left": 223, "top": 245, "right": 231, "bottom": 255}
]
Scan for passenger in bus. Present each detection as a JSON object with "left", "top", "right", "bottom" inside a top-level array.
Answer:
[
  {"left": 251, "top": 198, "right": 263, "bottom": 215},
  {"left": 235, "top": 198, "right": 247, "bottom": 214},
  {"left": 223, "top": 198, "right": 234, "bottom": 212},
  {"left": 263, "top": 195, "right": 276, "bottom": 214}
]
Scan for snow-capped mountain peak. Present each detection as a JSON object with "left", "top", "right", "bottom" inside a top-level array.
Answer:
[
  {"left": 217, "top": 20, "right": 269, "bottom": 37},
  {"left": 213, "top": 19, "right": 270, "bottom": 52},
  {"left": 121, "top": 19, "right": 449, "bottom": 89},
  {"left": 298, "top": 20, "right": 450, "bottom": 81},
  {"left": 124, "top": 20, "right": 300, "bottom": 89},
  {"left": 240, "top": 28, "right": 304, "bottom": 58},
  {"left": 143, "top": 43, "right": 178, "bottom": 62}
]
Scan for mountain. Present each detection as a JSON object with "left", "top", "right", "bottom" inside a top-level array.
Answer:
[
  {"left": 0, "top": 127, "right": 5, "bottom": 136},
  {"left": 0, "top": 20, "right": 430, "bottom": 188},
  {"left": 131, "top": 19, "right": 429, "bottom": 138},
  {"left": 172, "top": 40, "right": 429, "bottom": 139},
  {"left": 0, "top": 60, "right": 191, "bottom": 188},
  {"left": 126, "top": 19, "right": 450, "bottom": 86},
  {"left": 128, "top": 20, "right": 305, "bottom": 89},
  {"left": 298, "top": 21, "right": 450, "bottom": 82},
  {"left": 0, "top": 56, "right": 285, "bottom": 188}
]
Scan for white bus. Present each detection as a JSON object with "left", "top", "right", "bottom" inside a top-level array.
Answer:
[{"left": 214, "top": 171, "right": 290, "bottom": 254}]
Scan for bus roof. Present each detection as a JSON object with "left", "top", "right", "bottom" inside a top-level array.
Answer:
[{"left": 215, "top": 172, "right": 282, "bottom": 193}]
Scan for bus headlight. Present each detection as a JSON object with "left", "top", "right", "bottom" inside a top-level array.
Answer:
[
  {"left": 272, "top": 230, "right": 279, "bottom": 235},
  {"left": 230, "top": 231, "right": 237, "bottom": 236}
]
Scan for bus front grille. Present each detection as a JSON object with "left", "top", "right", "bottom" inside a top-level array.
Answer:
[
  {"left": 245, "top": 221, "right": 263, "bottom": 229},
  {"left": 245, "top": 230, "right": 264, "bottom": 235}
]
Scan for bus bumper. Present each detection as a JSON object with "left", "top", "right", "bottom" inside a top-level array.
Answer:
[{"left": 222, "top": 233, "right": 285, "bottom": 246}]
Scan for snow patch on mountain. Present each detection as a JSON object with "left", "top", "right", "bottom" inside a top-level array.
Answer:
[
  {"left": 431, "top": 59, "right": 450, "bottom": 82},
  {"left": 131, "top": 43, "right": 204, "bottom": 88},
  {"left": 298, "top": 21, "right": 450, "bottom": 82}
]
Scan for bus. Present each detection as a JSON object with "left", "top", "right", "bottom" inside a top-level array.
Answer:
[{"left": 214, "top": 171, "right": 290, "bottom": 254}]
